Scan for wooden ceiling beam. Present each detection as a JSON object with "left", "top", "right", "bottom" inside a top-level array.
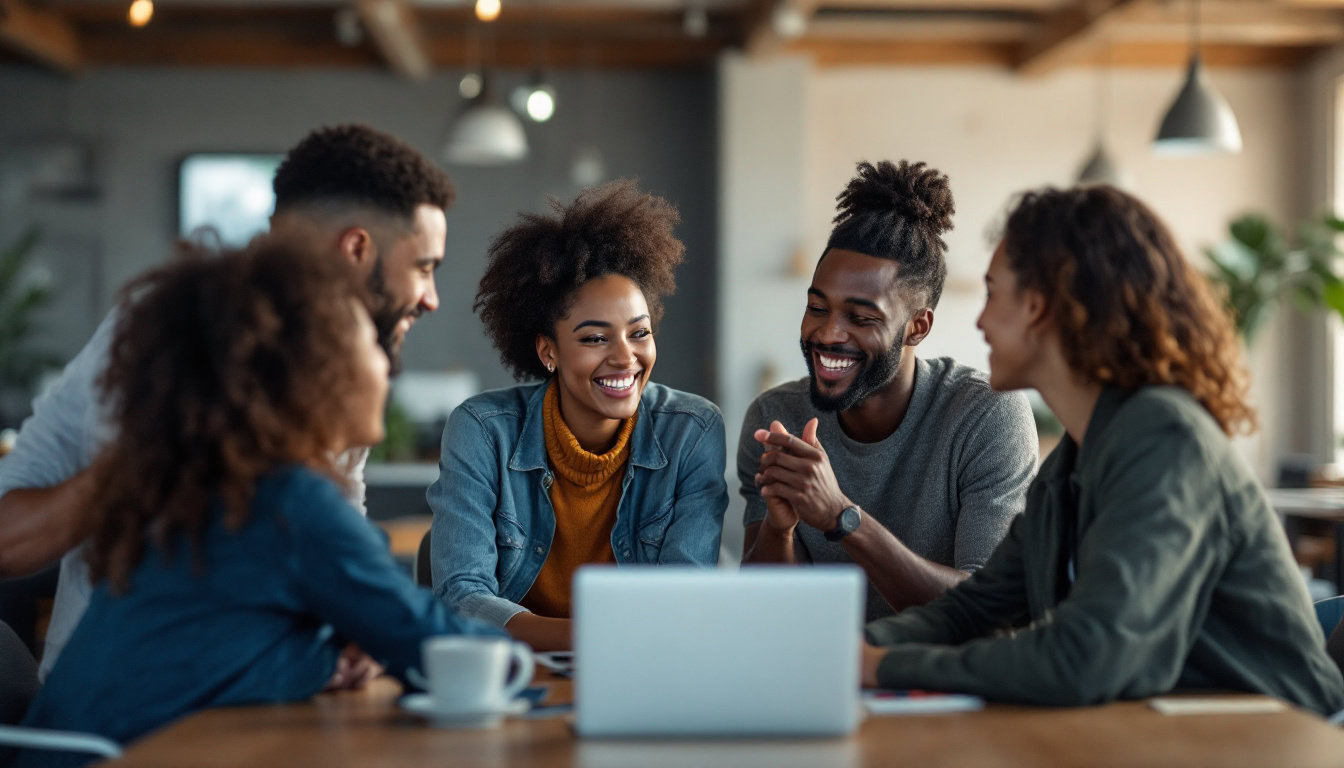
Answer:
[
  {"left": 0, "top": 0, "right": 82, "bottom": 72},
  {"left": 79, "top": 30, "right": 725, "bottom": 70},
  {"left": 1014, "top": 0, "right": 1142, "bottom": 76},
  {"left": 355, "top": 0, "right": 431, "bottom": 79},
  {"left": 793, "top": 37, "right": 1314, "bottom": 69},
  {"left": 807, "top": 16, "right": 1034, "bottom": 41},
  {"left": 813, "top": 0, "right": 1066, "bottom": 8},
  {"left": 1112, "top": 19, "right": 1344, "bottom": 46}
]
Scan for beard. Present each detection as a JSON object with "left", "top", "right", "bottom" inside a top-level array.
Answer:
[
  {"left": 366, "top": 258, "right": 418, "bottom": 377},
  {"left": 801, "top": 332, "right": 904, "bottom": 413}
]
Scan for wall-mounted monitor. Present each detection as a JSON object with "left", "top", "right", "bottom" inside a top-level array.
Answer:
[{"left": 178, "top": 154, "right": 282, "bottom": 247}]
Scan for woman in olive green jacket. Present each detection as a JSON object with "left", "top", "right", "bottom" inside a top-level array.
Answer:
[{"left": 860, "top": 185, "right": 1344, "bottom": 716}]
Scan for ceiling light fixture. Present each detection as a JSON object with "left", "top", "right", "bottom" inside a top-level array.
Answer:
[
  {"left": 475, "top": 0, "right": 501, "bottom": 23},
  {"left": 683, "top": 5, "right": 708, "bottom": 39},
  {"left": 770, "top": 2, "right": 806, "bottom": 39},
  {"left": 1152, "top": 0, "right": 1242, "bottom": 155},
  {"left": 512, "top": 74, "right": 557, "bottom": 123},
  {"left": 444, "top": 77, "right": 528, "bottom": 165},
  {"left": 127, "top": 0, "right": 153, "bottom": 27},
  {"left": 459, "top": 72, "right": 482, "bottom": 99},
  {"left": 1076, "top": 42, "right": 1127, "bottom": 188}
]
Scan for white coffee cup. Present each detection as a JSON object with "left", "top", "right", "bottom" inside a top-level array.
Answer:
[{"left": 408, "top": 636, "right": 534, "bottom": 712}]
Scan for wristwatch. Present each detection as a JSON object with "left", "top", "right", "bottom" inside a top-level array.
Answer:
[{"left": 824, "top": 505, "right": 862, "bottom": 542}]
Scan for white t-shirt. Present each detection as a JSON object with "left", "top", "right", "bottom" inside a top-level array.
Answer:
[{"left": 0, "top": 309, "right": 367, "bottom": 680}]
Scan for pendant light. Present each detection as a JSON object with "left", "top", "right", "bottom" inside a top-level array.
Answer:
[
  {"left": 443, "top": 78, "right": 528, "bottom": 165},
  {"left": 1152, "top": 0, "right": 1242, "bottom": 155},
  {"left": 442, "top": 26, "right": 528, "bottom": 165},
  {"left": 1077, "top": 41, "right": 1127, "bottom": 187}
]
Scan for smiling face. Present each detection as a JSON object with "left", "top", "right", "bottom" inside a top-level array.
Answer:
[
  {"left": 537, "top": 274, "right": 656, "bottom": 443},
  {"left": 801, "top": 248, "right": 910, "bottom": 412},
  {"left": 976, "top": 241, "right": 1042, "bottom": 392},
  {"left": 368, "top": 203, "right": 447, "bottom": 371}
]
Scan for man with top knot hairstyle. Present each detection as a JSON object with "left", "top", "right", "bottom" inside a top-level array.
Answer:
[{"left": 740, "top": 160, "right": 1037, "bottom": 621}]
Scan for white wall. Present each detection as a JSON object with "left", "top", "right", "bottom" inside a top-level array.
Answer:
[
  {"left": 717, "top": 54, "right": 812, "bottom": 561},
  {"left": 719, "top": 58, "right": 1306, "bottom": 556}
]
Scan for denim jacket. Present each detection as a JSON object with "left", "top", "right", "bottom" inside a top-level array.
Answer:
[{"left": 427, "top": 381, "right": 727, "bottom": 627}]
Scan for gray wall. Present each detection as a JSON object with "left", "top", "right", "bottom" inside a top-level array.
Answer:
[{"left": 0, "top": 66, "right": 717, "bottom": 401}]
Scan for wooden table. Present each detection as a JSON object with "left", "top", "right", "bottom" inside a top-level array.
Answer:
[{"left": 104, "top": 675, "right": 1344, "bottom": 768}]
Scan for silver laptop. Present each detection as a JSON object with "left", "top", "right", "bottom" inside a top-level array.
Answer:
[{"left": 574, "top": 565, "right": 865, "bottom": 737}]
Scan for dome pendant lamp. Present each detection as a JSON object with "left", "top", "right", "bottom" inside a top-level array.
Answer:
[{"left": 1153, "top": 0, "right": 1242, "bottom": 155}]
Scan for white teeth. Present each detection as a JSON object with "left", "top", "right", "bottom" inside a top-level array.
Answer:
[
  {"left": 818, "top": 354, "right": 857, "bottom": 372},
  {"left": 597, "top": 375, "right": 636, "bottom": 390}
]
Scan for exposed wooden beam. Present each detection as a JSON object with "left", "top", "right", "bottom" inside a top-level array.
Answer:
[
  {"left": 0, "top": 0, "right": 82, "bottom": 72},
  {"left": 814, "top": 0, "right": 1065, "bottom": 8},
  {"left": 807, "top": 16, "right": 1034, "bottom": 41},
  {"left": 1014, "top": 0, "right": 1141, "bottom": 76},
  {"left": 80, "top": 30, "right": 725, "bottom": 70},
  {"left": 790, "top": 37, "right": 1016, "bottom": 66},
  {"left": 1113, "top": 19, "right": 1344, "bottom": 46},
  {"left": 355, "top": 0, "right": 430, "bottom": 80},
  {"left": 795, "top": 36, "right": 1314, "bottom": 69}
]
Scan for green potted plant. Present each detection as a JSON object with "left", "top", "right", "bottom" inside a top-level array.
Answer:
[
  {"left": 0, "top": 228, "right": 58, "bottom": 428},
  {"left": 1204, "top": 212, "right": 1344, "bottom": 340}
]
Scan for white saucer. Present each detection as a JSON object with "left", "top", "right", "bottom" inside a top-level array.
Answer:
[{"left": 399, "top": 694, "right": 530, "bottom": 728}]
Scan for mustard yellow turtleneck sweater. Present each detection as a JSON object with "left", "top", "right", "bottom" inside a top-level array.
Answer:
[{"left": 520, "top": 381, "right": 637, "bottom": 618}]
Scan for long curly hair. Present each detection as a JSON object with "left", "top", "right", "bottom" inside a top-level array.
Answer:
[
  {"left": 86, "top": 238, "right": 371, "bottom": 591},
  {"left": 827, "top": 160, "right": 954, "bottom": 309},
  {"left": 474, "top": 180, "right": 684, "bottom": 381},
  {"left": 999, "top": 185, "right": 1255, "bottom": 436}
]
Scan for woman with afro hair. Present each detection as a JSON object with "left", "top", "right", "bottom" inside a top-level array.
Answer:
[{"left": 427, "top": 181, "right": 727, "bottom": 651}]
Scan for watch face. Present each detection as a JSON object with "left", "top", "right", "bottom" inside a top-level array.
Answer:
[{"left": 840, "top": 506, "right": 861, "bottom": 533}]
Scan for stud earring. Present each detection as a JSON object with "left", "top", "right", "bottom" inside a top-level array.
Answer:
[{"left": 546, "top": 362, "right": 555, "bottom": 373}]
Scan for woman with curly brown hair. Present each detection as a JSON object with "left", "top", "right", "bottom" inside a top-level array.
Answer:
[
  {"left": 428, "top": 181, "right": 727, "bottom": 651},
  {"left": 860, "top": 185, "right": 1344, "bottom": 715},
  {"left": 18, "top": 240, "right": 495, "bottom": 759}
]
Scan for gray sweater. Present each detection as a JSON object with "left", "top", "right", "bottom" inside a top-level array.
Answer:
[
  {"left": 866, "top": 386, "right": 1344, "bottom": 715},
  {"left": 739, "top": 357, "right": 1038, "bottom": 620}
]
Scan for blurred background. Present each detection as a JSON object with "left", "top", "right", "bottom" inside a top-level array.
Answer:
[{"left": 4, "top": 0, "right": 1344, "bottom": 577}]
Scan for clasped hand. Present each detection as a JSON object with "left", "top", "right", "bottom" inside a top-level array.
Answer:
[{"left": 753, "top": 418, "right": 852, "bottom": 534}]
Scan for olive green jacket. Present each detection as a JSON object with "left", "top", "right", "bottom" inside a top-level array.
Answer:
[{"left": 866, "top": 386, "right": 1344, "bottom": 715}]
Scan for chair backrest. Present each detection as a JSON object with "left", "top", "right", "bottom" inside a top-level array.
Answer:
[
  {"left": 0, "top": 725, "right": 122, "bottom": 761},
  {"left": 1314, "top": 596, "right": 1344, "bottom": 640},
  {"left": 413, "top": 529, "right": 431, "bottom": 588},
  {"left": 0, "top": 621, "right": 38, "bottom": 726}
]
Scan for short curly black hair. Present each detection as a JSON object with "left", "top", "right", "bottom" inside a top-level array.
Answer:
[
  {"left": 474, "top": 180, "right": 684, "bottom": 381},
  {"left": 826, "top": 160, "right": 953, "bottom": 309},
  {"left": 272, "top": 124, "right": 455, "bottom": 221}
]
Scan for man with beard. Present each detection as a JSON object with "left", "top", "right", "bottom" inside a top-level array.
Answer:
[
  {"left": 740, "top": 160, "right": 1036, "bottom": 622},
  {"left": 0, "top": 124, "right": 452, "bottom": 682}
]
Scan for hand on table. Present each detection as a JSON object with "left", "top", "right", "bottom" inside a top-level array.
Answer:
[
  {"left": 754, "top": 418, "right": 853, "bottom": 533},
  {"left": 860, "top": 641, "right": 887, "bottom": 689},
  {"left": 326, "top": 644, "right": 383, "bottom": 690}
]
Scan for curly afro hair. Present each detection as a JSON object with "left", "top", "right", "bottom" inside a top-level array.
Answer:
[
  {"left": 272, "top": 124, "right": 455, "bottom": 221},
  {"left": 475, "top": 180, "right": 684, "bottom": 381},
  {"left": 826, "top": 160, "right": 954, "bottom": 309}
]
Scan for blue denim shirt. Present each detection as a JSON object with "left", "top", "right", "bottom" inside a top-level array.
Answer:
[
  {"left": 19, "top": 467, "right": 497, "bottom": 766},
  {"left": 427, "top": 381, "right": 727, "bottom": 627}
]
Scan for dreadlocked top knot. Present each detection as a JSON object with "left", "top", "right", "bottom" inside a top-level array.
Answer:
[
  {"left": 824, "top": 159, "right": 954, "bottom": 310},
  {"left": 834, "top": 160, "right": 954, "bottom": 233}
]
